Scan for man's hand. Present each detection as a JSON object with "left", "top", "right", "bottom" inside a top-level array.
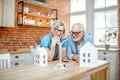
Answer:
[{"left": 72, "top": 54, "right": 79, "bottom": 63}]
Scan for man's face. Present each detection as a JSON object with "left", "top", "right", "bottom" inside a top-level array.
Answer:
[{"left": 71, "top": 25, "right": 84, "bottom": 42}]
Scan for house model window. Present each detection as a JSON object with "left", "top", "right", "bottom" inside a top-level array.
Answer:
[{"left": 82, "top": 53, "right": 91, "bottom": 63}]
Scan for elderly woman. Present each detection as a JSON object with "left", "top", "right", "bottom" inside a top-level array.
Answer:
[{"left": 40, "top": 20, "right": 68, "bottom": 62}]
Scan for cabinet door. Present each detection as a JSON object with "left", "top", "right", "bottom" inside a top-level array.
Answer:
[
  {"left": 98, "top": 54, "right": 118, "bottom": 80},
  {"left": 10, "top": 53, "right": 33, "bottom": 67},
  {"left": 10, "top": 53, "right": 26, "bottom": 67},
  {"left": 0, "top": 0, "right": 3, "bottom": 26},
  {"left": 1, "top": 0, "right": 15, "bottom": 27},
  {"left": 98, "top": 51, "right": 118, "bottom": 58},
  {"left": 11, "top": 59, "right": 25, "bottom": 68},
  {"left": 25, "top": 53, "right": 33, "bottom": 65}
]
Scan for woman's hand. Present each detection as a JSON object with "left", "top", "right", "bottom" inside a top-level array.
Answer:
[
  {"left": 52, "top": 37, "right": 61, "bottom": 45},
  {"left": 62, "top": 57, "right": 68, "bottom": 62},
  {"left": 49, "top": 37, "right": 60, "bottom": 61}
]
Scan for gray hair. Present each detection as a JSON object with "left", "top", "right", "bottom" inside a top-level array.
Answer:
[
  {"left": 51, "top": 20, "right": 66, "bottom": 37},
  {"left": 72, "top": 23, "right": 85, "bottom": 31}
]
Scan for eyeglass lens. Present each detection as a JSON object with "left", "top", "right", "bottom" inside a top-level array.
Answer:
[
  {"left": 71, "top": 31, "right": 82, "bottom": 35},
  {"left": 55, "top": 28, "right": 64, "bottom": 33}
]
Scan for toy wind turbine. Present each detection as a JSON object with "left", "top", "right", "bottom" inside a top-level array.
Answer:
[{"left": 55, "top": 38, "right": 69, "bottom": 69}]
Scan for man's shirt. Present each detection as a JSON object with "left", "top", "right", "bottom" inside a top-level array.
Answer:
[{"left": 67, "top": 33, "right": 93, "bottom": 59}]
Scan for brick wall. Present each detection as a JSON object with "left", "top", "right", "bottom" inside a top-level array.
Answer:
[
  {"left": 46, "top": 0, "right": 70, "bottom": 35},
  {"left": 0, "top": 0, "right": 70, "bottom": 50},
  {"left": 0, "top": 27, "right": 50, "bottom": 49}
]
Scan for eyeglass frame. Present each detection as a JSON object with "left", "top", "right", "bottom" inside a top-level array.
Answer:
[
  {"left": 70, "top": 31, "right": 83, "bottom": 35},
  {"left": 54, "top": 28, "right": 65, "bottom": 34}
]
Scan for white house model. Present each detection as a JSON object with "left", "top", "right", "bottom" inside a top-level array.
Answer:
[
  {"left": 34, "top": 47, "right": 48, "bottom": 67},
  {"left": 79, "top": 42, "right": 98, "bottom": 67}
]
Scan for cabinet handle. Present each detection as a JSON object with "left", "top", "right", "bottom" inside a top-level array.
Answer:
[
  {"left": 15, "top": 63, "right": 19, "bottom": 65},
  {"left": 15, "top": 56, "right": 19, "bottom": 58},
  {"left": 103, "top": 58, "right": 106, "bottom": 60},
  {"left": 104, "top": 53, "right": 106, "bottom": 55}
]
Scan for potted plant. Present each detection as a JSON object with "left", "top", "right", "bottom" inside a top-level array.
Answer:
[{"left": 99, "top": 28, "right": 117, "bottom": 51}]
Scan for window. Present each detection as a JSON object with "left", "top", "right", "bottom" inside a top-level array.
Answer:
[
  {"left": 94, "top": 0, "right": 117, "bottom": 8},
  {"left": 70, "top": 0, "right": 86, "bottom": 12},
  {"left": 70, "top": 0, "right": 86, "bottom": 31},
  {"left": 70, "top": 15, "right": 86, "bottom": 31},
  {"left": 94, "top": 0, "right": 118, "bottom": 46},
  {"left": 70, "top": 0, "right": 118, "bottom": 47}
]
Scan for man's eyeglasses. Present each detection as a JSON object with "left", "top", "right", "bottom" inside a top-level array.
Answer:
[
  {"left": 54, "top": 28, "right": 64, "bottom": 33},
  {"left": 70, "top": 31, "right": 83, "bottom": 35}
]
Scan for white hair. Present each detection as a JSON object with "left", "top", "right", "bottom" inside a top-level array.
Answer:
[{"left": 72, "top": 23, "right": 85, "bottom": 32}]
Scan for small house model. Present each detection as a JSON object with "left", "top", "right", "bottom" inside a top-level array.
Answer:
[
  {"left": 34, "top": 47, "right": 48, "bottom": 67},
  {"left": 80, "top": 42, "right": 98, "bottom": 67}
]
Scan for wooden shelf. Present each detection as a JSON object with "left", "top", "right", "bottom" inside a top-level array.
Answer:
[
  {"left": 18, "top": 24, "right": 50, "bottom": 28},
  {"left": 22, "top": 1, "right": 54, "bottom": 10},
  {"left": 22, "top": 13, "right": 52, "bottom": 19},
  {"left": 17, "top": 1, "right": 58, "bottom": 27}
]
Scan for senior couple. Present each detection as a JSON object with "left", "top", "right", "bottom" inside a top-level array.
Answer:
[{"left": 40, "top": 20, "right": 93, "bottom": 63}]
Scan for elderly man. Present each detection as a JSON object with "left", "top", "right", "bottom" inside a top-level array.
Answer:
[{"left": 67, "top": 23, "right": 93, "bottom": 63}]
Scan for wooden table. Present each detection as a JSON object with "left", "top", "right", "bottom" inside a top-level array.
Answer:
[{"left": 0, "top": 60, "right": 110, "bottom": 80}]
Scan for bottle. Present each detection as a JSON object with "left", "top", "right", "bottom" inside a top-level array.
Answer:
[{"left": 30, "top": 46, "right": 34, "bottom": 64}]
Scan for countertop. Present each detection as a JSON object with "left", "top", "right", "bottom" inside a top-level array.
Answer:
[
  {"left": 97, "top": 48, "right": 120, "bottom": 52},
  {"left": 0, "top": 48, "right": 30, "bottom": 54},
  {"left": 0, "top": 47, "right": 119, "bottom": 54}
]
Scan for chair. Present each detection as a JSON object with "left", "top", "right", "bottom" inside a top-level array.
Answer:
[{"left": 0, "top": 53, "right": 10, "bottom": 70}]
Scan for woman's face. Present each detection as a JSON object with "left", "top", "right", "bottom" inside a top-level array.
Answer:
[{"left": 53, "top": 26, "right": 65, "bottom": 38}]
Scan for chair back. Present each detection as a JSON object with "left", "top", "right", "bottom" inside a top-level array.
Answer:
[{"left": 0, "top": 53, "right": 10, "bottom": 70}]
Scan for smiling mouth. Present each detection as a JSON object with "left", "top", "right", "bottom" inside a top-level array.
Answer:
[
  {"left": 73, "top": 36, "right": 77, "bottom": 38},
  {"left": 55, "top": 33, "right": 60, "bottom": 37}
]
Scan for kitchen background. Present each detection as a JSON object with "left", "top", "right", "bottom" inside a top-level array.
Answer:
[
  {"left": 0, "top": 0, "right": 120, "bottom": 79},
  {"left": 0, "top": 0, "right": 70, "bottom": 49}
]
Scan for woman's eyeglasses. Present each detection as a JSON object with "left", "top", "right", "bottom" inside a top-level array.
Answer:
[{"left": 54, "top": 28, "right": 64, "bottom": 34}]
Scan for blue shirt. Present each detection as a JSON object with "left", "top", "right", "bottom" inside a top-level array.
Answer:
[
  {"left": 67, "top": 33, "right": 93, "bottom": 59},
  {"left": 40, "top": 33, "right": 68, "bottom": 60}
]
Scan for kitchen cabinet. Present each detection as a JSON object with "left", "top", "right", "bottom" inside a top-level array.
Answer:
[
  {"left": 25, "top": 53, "right": 34, "bottom": 65},
  {"left": 10, "top": 53, "right": 25, "bottom": 67},
  {"left": 17, "top": 1, "right": 57, "bottom": 27},
  {"left": 0, "top": 0, "right": 15, "bottom": 27},
  {"left": 10, "top": 52, "right": 33, "bottom": 67},
  {"left": 98, "top": 49, "right": 119, "bottom": 80},
  {"left": 0, "top": 0, "right": 2, "bottom": 26}
]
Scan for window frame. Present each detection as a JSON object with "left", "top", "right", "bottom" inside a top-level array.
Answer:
[{"left": 70, "top": 0, "right": 118, "bottom": 48}]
